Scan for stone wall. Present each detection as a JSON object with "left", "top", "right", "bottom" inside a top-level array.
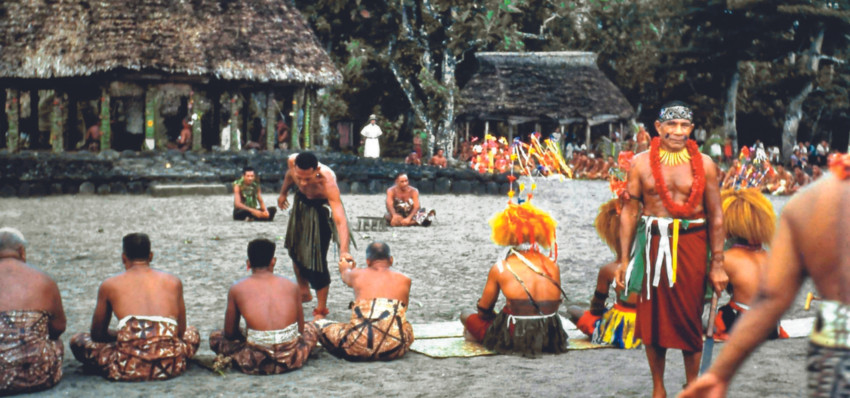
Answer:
[{"left": 0, "top": 149, "right": 512, "bottom": 197}]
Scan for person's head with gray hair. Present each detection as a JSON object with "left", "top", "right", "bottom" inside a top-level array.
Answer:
[
  {"left": 365, "top": 241, "right": 391, "bottom": 262},
  {"left": 0, "top": 227, "right": 27, "bottom": 260}
]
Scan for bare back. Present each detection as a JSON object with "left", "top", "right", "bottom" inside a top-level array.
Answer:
[
  {"left": 723, "top": 248, "right": 767, "bottom": 305},
  {"left": 494, "top": 251, "right": 562, "bottom": 315},
  {"left": 348, "top": 267, "right": 411, "bottom": 304},
  {"left": 103, "top": 267, "right": 182, "bottom": 320},
  {"left": 229, "top": 274, "right": 300, "bottom": 330},
  {"left": 782, "top": 175, "right": 850, "bottom": 302},
  {"left": 0, "top": 258, "right": 66, "bottom": 338}
]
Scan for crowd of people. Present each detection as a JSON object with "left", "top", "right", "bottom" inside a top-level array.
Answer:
[{"left": 3, "top": 101, "right": 850, "bottom": 397}]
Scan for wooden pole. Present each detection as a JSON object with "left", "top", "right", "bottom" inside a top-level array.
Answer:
[
  {"left": 190, "top": 91, "right": 203, "bottom": 151},
  {"left": 5, "top": 89, "right": 19, "bottom": 153},
  {"left": 303, "top": 88, "right": 312, "bottom": 149},
  {"left": 484, "top": 121, "right": 489, "bottom": 137},
  {"left": 585, "top": 123, "right": 591, "bottom": 150},
  {"left": 144, "top": 87, "right": 157, "bottom": 151},
  {"left": 265, "top": 90, "right": 276, "bottom": 150},
  {"left": 291, "top": 88, "right": 303, "bottom": 150},
  {"left": 100, "top": 88, "right": 111, "bottom": 151},
  {"left": 50, "top": 91, "right": 64, "bottom": 153},
  {"left": 230, "top": 93, "right": 241, "bottom": 152}
]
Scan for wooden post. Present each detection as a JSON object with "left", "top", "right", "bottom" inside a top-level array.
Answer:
[
  {"left": 190, "top": 91, "right": 202, "bottom": 151},
  {"left": 303, "top": 89, "right": 312, "bottom": 149},
  {"left": 509, "top": 123, "right": 514, "bottom": 143},
  {"left": 291, "top": 88, "right": 303, "bottom": 150},
  {"left": 5, "top": 89, "right": 19, "bottom": 153},
  {"left": 265, "top": 90, "right": 276, "bottom": 150},
  {"left": 100, "top": 88, "right": 111, "bottom": 151},
  {"left": 144, "top": 87, "right": 157, "bottom": 151},
  {"left": 585, "top": 123, "right": 591, "bottom": 150},
  {"left": 230, "top": 93, "right": 241, "bottom": 152},
  {"left": 465, "top": 122, "right": 469, "bottom": 142},
  {"left": 484, "top": 121, "right": 489, "bottom": 137},
  {"left": 535, "top": 122, "right": 541, "bottom": 134},
  {"left": 50, "top": 91, "right": 65, "bottom": 153}
]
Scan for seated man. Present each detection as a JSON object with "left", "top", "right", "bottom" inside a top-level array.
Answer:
[
  {"left": 0, "top": 227, "right": 66, "bottom": 394},
  {"left": 82, "top": 124, "right": 102, "bottom": 152},
  {"left": 210, "top": 239, "right": 318, "bottom": 374},
  {"left": 404, "top": 151, "right": 421, "bottom": 166},
  {"left": 233, "top": 166, "right": 276, "bottom": 221},
  {"left": 568, "top": 199, "right": 642, "bottom": 349},
  {"left": 384, "top": 173, "right": 435, "bottom": 227},
  {"left": 167, "top": 119, "right": 192, "bottom": 152},
  {"left": 429, "top": 148, "right": 448, "bottom": 168},
  {"left": 317, "top": 242, "right": 414, "bottom": 361},
  {"left": 713, "top": 188, "right": 788, "bottom": 341},
  {"left": 71, "top": 233, "right": 199, "bottom": 381},
  {"left": 461, "top": 202, "right": 568, "bottom": 356},
  {"left": 276, "top": 120, "right": 290, "bottom": 150}
]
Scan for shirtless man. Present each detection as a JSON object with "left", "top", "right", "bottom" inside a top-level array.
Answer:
[
  {"left": 461, "top": 202, "right": 568, "bottom": 356},
  {"left": 233, "top": 166, "right": 276, "bottom": 221},
  {"left": 681, "top": 154, "right": 850, "bottom": 397},
  {"left": 767, "top": 164, "right": 793, "bottom": 195},
  {"left": 615, "top": 102, "right": 727, "bottom": 397},
  {"left": 278, "top": 152, "right": 352, "bottom": 319},
  {"left": 404, "top": 151, "right": 422, "bottom": 166},
  {"left": 276, "top": 120, "right": 290, "bottom": 150},
  {"left": 167, "top": 119, "right": 192, "bottom": 152},
  {"left": 789, "top": 166, "right": 811, "bottom": 194},
  {"left": 83, "top": 124, "right": 102, "bottom": 152},
  {"left": 70, "top": 233, "right": 199, "bottom": 381},
  {"left": 429, "top": 148, "right": 448, "bottom": 168},
  {"left": 712, "top": 188, "right": 786, "bottom": 341},
  {"left": 384, "top": 173, "right": 434, "bottom": 227},
  {"left": 209, "top": 238, "right": 318, "bottom": 374},
  {"left": 0, "top": 227, "right": 66, "bottom": 394},
  {"left": 317, "top": 242, "right": 414, "bottom": 361},
  {"left": 636, "top": 124, "right": 651, "bottom": 153}
]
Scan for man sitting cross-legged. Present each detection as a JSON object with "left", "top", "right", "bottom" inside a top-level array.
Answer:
[
  {"left": 0, "top": 227, "right": 66, "bottom": 395},
  {"left": 209, "top": 238, "right": 318, "bottom": 374},
  {"left": 461, "top": 202, "right": 569, "bottom": 356},
  {"left": 70, "top": 233, "right": 199, "bottom": 381},
  {"left": 317, "top": 241, "right": 414, "bottom": 361}
]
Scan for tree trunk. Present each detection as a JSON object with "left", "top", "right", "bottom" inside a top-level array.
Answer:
[
  {"left": 144, "top": 87, "right": 157, "bottom": 151},
  {"left": 781, "top": 27, "right": 824, "bottom": 164},
  {"left": 724, "top": 63, "right": 741, "bottom": 156},
  {"left": 50, "top": 91, "right": 65, "bottom": 153},
  {"left": 100, "top": 88, "right": 111, "bottom": 151},
  {"left": 6, "top": 89, "right": 19, "bottom": 153},
  {"left": 438, "top": 53, "right": 457, "bottom": 159}
]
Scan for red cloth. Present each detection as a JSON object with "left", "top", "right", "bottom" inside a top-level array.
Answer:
[
  {"left": 575, "top": 310, "right": 601, "bottom": 336},
  {"left": 714, "top": 301, "right": 789, "bottom": 341},
  {"left": 465, "top": 306, "right": 513, "bottom": 342},
  {"left": 635, "top": 228, "right": 708, "bottom": 352}
]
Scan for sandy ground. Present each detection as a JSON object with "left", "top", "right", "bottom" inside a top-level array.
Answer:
[{"left": 2, "top": 178, "right": 812, "bottom": 397}]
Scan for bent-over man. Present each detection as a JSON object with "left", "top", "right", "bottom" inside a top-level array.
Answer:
[
  {"left": 615, "top": 102, "right": 727, "bottom": 397},
  {"left": 461, "top": 202, "right": 568, "bottom": 356},
  {"left": 385, "top": 173, "right": 435, "bottom": 227},
  {"left": 317, "top": 242, "right": 414, "bottom": 361},
  {"left": 71, "top": 233, "right": 199, "bottom": 381},
  {"left": 0, "top": 227, "right": 66, "bottom": 394},
  {"left": 210, "top": 238, "right": 318, "bottom": 374},
  {"left": 278, "top": 152, "right": 353, "bottom": 319},
  {"left": 233, "top": 166, "right": 276, "bottom": 221},
  {"left": 682, "top": 154, "right": 850, "bottom": 397}
]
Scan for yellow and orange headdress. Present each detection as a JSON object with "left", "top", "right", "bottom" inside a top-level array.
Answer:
[
  {"left": 489, "top": 201, "right": 557, "bottom": 251},
  {"left": 594, "top": 198, "right": 621, "bottom": 254},
  {"left": 721, "top": 188, "right": 776, "bottom": 245}
]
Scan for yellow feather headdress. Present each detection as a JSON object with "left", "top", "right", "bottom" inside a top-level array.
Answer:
[
  {"left": 594, "top": 198, "right": 621, "bottom": 254},
  {"left": 489, "top": 202, "right": 557, "bottom": 250},
  {"left": 721, "top": 188, "right": 776, "bottom": 245}
]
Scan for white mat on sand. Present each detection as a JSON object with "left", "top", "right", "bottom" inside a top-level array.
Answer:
[{"left": 411, "top": 315, "right": 581, "bottom": 339}]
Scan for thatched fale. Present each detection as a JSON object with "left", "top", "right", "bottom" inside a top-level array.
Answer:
[
  {"left": 0, "top": 0, "right": 341, "bottom": 86},
  {"left": 457, "top": 52, "right": 634, "bottom": 124}
]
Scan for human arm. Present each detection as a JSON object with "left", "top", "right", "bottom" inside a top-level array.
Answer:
[
  {"left": 615, "top": 158, "right": 642, "bottom": 290},
  {"left": 406, "top": 189, "right": 421, "bottom": 223},
  {"left": 385, "top": 188, "right": 397, "bottom": 218},
  {"left": 278, "top": 159, "right": 295, "bottom": 209},
  {"left": 223, "top": 287, "right": 244, "bottom": 340},
  {"left": 255, "top": 186, "right": 269, "bottom": 217},
  {"left": 294, "top": 283, "right": 305, "bottom": 333},
  {"left": 703, "top": 156, "right": 729, "bottom": 294},
  {"left": 338, "top": 256, "right": 357, "bottom": 287},
  {"left": 234, "top": 184, "right": 261, "bottom": 217},
  {"left": 46, "top": 279, "right": 66, "bottom": 340},
  {"left": 90, "top": 282, "right": 115, "bottom": 342},
  {"left": 327, "top": 184, "right": 352, "bottom": 260},
  {"left": 476, "top": 265, "right": 502, "bottom": 320},
  {"left": 176, "top": 279, "right": 187, "bottom": 338},
  {"left": 680, "top": 210, "right": 805, "bottom": 397}
]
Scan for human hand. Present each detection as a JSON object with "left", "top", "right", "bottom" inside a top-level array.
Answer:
[
  {"left": 278, "top": 195, "right": 289, "bottom": 210},
  {"left": 677, "top": 372, "right": 728, "bottom": 398},
  {"left": 614, "top": 262, "right": 627, "bottom": 291},
  {"left": 709, "top": 266, "right": 729, "bottom": 294},
  {"left": 339, "top": 253, "right": 355, "bottom": 269}
]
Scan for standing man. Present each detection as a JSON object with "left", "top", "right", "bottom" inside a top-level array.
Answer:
[
  {"left": 360, "top": 114, "right": 382, "bottom": 158},
  {"left": 278, "top": 152, "right": 353, "bottom": 319},
  {"left": 682, "top": 154, "right": 850, "bottom": 397},
  {"left": 233, "top": 166, "right": 276, "bottom": 221},
  {"left": 615, "top": 101, "right": 727, "bottom": 397}
]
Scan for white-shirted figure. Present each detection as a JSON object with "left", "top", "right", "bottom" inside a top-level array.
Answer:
[{"left": 360, "top": 114, "right": 382, "bottom": 158}]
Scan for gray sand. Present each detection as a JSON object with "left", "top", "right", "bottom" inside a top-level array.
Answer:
[{"left": 3, "top": 179, "right": 808, "bottom": 397}]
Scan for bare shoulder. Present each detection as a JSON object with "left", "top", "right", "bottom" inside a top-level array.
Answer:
[
  {"left": 153, "top": 268, "right": 182, "bottom": 287},
  {"left": 631, "top": 151, "right": 650, "bottom": 169},
  {"left": 319, "top": 163, "right": 337, "bottom": 180}
]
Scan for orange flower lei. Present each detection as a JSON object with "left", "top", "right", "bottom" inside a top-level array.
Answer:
[
  {"left": 649, "top": 137, "right": 705, "bottom": 218},
  {"left": 828, "top": 153, "right": 850, "bottom": 180}
]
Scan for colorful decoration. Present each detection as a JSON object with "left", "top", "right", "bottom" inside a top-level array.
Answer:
[
  {"left": 731, "top": 147, "right": 774, "bottom": 189},
  {"left": 658, "top": 147, "right": 691, "bottom": 166},
  {"left": 828, "top": 153, "right": 850, "bottom": 180},
  {"left": 649, "top": 137, "right": 705, "bottom": 218}
]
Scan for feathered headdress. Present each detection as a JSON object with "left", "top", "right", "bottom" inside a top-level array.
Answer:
[
  {"left": 489, "top": 201, "right": 557, "bottom": 250},
  {"left": 721, "top": 188, "right": 776, "bottom": 245},
  {"left": 594, "top": 198, "right": 621, "bottom": 254}
]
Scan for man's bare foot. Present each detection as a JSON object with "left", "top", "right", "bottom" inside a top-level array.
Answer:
[{"left": 301, "top": 285, "right": 313, "bottom": 302}]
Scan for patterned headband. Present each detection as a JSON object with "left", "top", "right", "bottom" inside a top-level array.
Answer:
[{"left": 658, "top": 105, "right": 693, "bottom": 122}]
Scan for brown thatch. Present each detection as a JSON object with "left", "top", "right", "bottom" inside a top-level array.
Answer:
[
  {"left": 0, "top": 0, "right": 341, "bottom": 86},
  {"left": 457, "top": 52, "right": 634, "bottom": 123}
]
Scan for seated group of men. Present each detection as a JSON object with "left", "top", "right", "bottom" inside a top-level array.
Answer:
[
  {"left": 0, "top": 229, "right": 414, "bottom": 395},
  {"left": 570, "top": 152, "right": 615, "bottom": 180}
]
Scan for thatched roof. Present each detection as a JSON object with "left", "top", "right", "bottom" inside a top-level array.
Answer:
[
  {"left": 0, "top": 0, "right": 341, "bottom": 86},
  {"left": 457, "top": 52, "right": 634, "bottom": 125}
]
